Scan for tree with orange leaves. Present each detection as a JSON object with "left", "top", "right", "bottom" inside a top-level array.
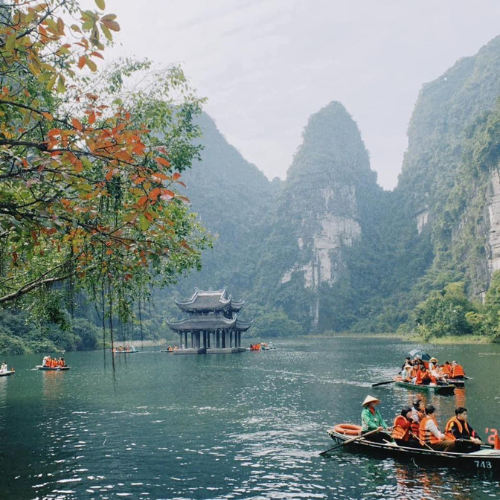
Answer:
[{"left": 0, "top": 0, "right": 210, "bottom": 329}]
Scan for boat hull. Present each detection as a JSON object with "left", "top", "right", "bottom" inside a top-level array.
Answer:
[
  {"left": 0, "top": 370, "right": 14, "bottom": 377},
  {"left": 394, "top": 379, "right": 455, "bottom": 394},
  {"left": 327, "top": 428, "right": 500, "bottom": 475},
  {"left": 36, "top": 366, "right": 70, "bottom": 371}
]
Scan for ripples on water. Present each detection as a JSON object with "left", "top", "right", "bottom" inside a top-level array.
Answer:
[{"left": 0, "top": 339, "right": 499, "bottom": 498}]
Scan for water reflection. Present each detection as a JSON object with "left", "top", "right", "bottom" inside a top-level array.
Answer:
[{"left": 0, "top": 340, "right": 499, "bottom": 499}]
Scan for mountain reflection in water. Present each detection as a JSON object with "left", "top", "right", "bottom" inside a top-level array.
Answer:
[{"left": 0, "top": 338, "right": 499, "bottom": 499}]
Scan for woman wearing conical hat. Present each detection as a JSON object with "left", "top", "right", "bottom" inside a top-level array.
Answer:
[{"left": 361, "top": 395, "right": 390, "bottom": 442}]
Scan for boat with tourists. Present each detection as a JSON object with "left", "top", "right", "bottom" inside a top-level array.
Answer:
[
  {"left": 111, "top": 346, "right": 139, "bottom": 354},
  {"left": 325, "top": 424, "right": 500, "bottom": 474},
  {"left": 36, "top": 365, "right": 70, "bottom": 371},
  {"left": 0, "top": 361, "right": 14, "bottom": 376},
  {"left": 393, "top": 376, "right": 455, "bottom": 394}
]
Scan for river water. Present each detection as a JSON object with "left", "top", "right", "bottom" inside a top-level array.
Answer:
[{"left": 0, "top": 337, "right": 499, "bottom": 499}]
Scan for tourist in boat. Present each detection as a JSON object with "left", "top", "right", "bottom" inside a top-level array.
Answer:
[
  {"left": 401, "top": 357, "right": 411, "bottom": 371},
  {"left": 442, "top": 361, "right": 452, "bottom": 378},
  {"left": 445, "top": 407, "right": 482, "bottom": 452},
  {"left": 401, "top": 364, "right": 413, "bottom": 382},
  {"left": 410, "top": 399, "right": 426, "bottom": 437},
  {"left": 42, "top": 356, "right": 50, "bottom": 367},
  {"left": 451, "top": 361, "right": 466, "bottom": 379},
  {"left": 361, "top": 395, "right": 390, "bottom": 443},
  {"left": 428, "top": 357, "right": 438, "bottom": 371},
  {"left": 391, "top": 407, "right": 413, "bottom": 445},
  {"left": 415, "top": 364, "right": 433, "bottom": 385},
  {"left": 58, "top": 358, "right": 66, "bottom": 367},
  {"left": 419, "top": 405, "right": 456, "bottom": 452},
  {"left": 0, "top": 361, "right": 7, "bottom": 373},
  {"left": 430, "top": 362, "right": 445, "bottom": 382}
]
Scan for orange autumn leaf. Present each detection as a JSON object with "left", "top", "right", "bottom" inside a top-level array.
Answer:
[
  {"left": 155, "top": 157, "right": 170, "bottom": 168},
  {"left": 72, "top": 118, "right": 83, "bottom": 131}
]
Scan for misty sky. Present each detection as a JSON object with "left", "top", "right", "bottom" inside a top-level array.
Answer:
[{"left": 99, "top": 0, "right": 500, "bottom": 190}]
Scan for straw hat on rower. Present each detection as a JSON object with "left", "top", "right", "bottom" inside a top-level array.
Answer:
[
  {"left": 362, "top": 395, "right": 381, "bottom": 406},
  {"left": 430, "top": 357, "right": 438, "bottom": 363}
]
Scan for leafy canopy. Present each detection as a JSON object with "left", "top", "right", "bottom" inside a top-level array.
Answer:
[{"left": 0, "top": 0, "right": 211, "bottom": 322}]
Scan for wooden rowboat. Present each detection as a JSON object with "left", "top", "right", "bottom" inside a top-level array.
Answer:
[
  {"left": 445, "top": 378, "right": 466, "bottom": 387},
  {"left": 36, "top": 365, "right": 70, "bottom": 371},
  {"left": 327, "top": 426, "right": 500, "bottom": 475},
  {"left": 394, "top": 376, "right": 455, "bottom": 394},
  {"left": 0, "top": 370, "right": 14, "bottom": 377}
]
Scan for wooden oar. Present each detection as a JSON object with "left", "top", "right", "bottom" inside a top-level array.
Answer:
[
  {"left": 371, "top": 380, "right": 396, "bottom": 387},
  {"left": 320, "top": 428, "right": 379, "bottom": 456}
]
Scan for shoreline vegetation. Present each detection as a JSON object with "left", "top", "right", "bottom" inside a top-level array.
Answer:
[{"left": 309, "top": 332, "right": 498, "bottom": 344}]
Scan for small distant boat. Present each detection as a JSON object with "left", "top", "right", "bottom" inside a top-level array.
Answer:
[
  {"left": 160, "top": 349, "right": 175, "bottom": 353},
  {"left": 0, "top": 370, "right": 15, "bottom": 377},
  {"left": 394, "top": 376, "right": 454, "bottom": 394},
  {"left": 36, "top": 365, "right": 70, "bottom": 371},
  {"left": 260, "top": 343, "right": 276, "bottom": 350},
  {"left": 249, "top": 344, "right": 261, "bottom": 351},
  {"left": 111, "top": 347, "right": 139, "bottom": 354}
]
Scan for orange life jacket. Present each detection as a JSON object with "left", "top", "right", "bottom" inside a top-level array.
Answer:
[
  {"left": 452, "top": 364, "right": 465, "bottom": 377},
  {"left": 444, "top": 416, "right": 472, "bottom": 440},
  {"left": 442, "top": 364, "right": 452, "bottom": 376},
  {"left": 392, "top": 415, "right": 411, "bottom": 441},
  {"left": 419, "top": 415, "right": 442, "bottom": 445}
]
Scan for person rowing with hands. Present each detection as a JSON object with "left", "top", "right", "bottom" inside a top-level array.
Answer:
[{"left": 361, "top": 395, "right": 392, "bottom": 443}]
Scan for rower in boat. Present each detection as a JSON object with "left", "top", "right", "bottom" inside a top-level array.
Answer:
[
  {"left": 445, "top": 407, "right": 482, "bottom": 452},
  {"left": 361, "top": 395, "right": 391, "bottom": 443}
]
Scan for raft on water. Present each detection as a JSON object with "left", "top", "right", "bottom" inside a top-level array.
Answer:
[
  {"left": 326, "top": 424, "right": 500, "bottom": 475},
  {"left": 0, "top": 370, "right": 15, "bottom": 377}
]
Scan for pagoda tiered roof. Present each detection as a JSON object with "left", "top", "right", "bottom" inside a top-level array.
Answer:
[
  {"left": 174, "top": 288, "right": 245, "bottom": 313},
  {"left": 167, "top": 315, "right": 237, "bottom": 332}
]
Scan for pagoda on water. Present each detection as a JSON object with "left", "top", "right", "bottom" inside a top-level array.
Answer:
[{"left": 167, "top": 288, "right": 253, "bottom": 354}]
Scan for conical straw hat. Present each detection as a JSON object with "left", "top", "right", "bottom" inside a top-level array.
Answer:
[{"left": 362, "top": 395, "right": 381, "bottom": 406}]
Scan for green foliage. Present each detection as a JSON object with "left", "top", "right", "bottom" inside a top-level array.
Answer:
[{"left": 249, "top": 309, "right": 304, "bottom": 338}]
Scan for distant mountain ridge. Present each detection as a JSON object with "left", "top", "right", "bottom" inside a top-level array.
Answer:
[{"left": 166, "top": 34, "right": 500, "bottom": 334}]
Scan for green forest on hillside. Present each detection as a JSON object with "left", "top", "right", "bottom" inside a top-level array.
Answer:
[{"left": 2, "top": 1, "right": 500, "bottom": 354}]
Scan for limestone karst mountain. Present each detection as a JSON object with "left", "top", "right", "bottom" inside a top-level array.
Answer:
[{"left": 171, "top": 35, "right": 500, "bottom": 335}]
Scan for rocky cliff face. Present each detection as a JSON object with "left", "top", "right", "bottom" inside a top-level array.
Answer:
[{"left": 268, "top": 102, "right": 380, "bottom": 328}]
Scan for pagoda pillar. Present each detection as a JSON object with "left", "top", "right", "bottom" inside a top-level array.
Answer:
[
  {"left": 203, "top": 331, "right": 207, "bottom": 349},
  {"left": 216, "top": 330, "right": 220, "bottom": 348},
  {"left": 184, "top": 331, "right": 188, "bottom": 349},
  {"left": 229, "top": 331, "right": 233, "bottom": 347}
]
